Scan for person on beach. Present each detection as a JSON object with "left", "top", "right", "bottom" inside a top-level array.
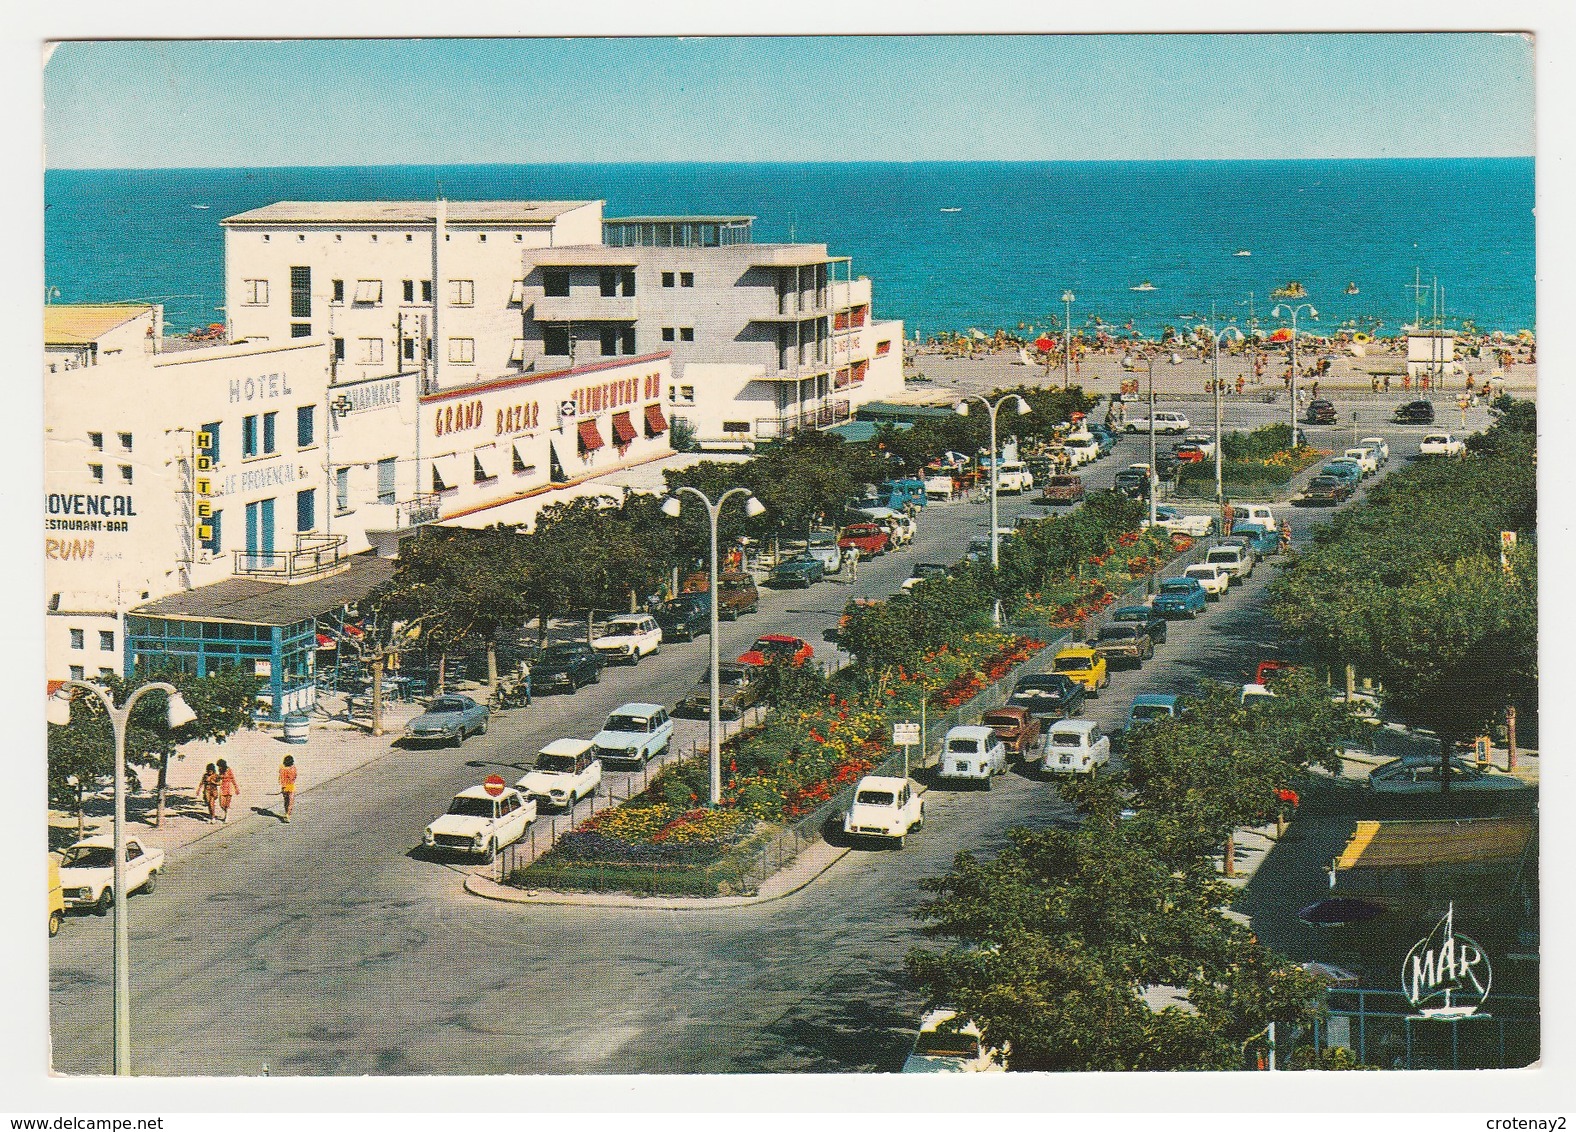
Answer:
[
  {"left": 1236, "top": 375, "right": 1246, "bottom": 396},
  {"left": 198, "top": 763, "right": 220, "bottom": 822},
  {"left": 1384, "top": 374, "right": 1392, "bottom": 393},
  {"left": 216, "top": 759, "right": 240, "bottom": 821},
  {"left": 278, "top": 755, "right": 297, "bottom": 822}
]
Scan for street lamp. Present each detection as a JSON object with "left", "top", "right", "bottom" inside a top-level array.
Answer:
[
  {"left": 1272, "top": 302, "right": 1318, "bottom": 438},
  {"left": 661, "top": 487, "right": 766, "bottom": 806},
  {"left": 1201, "top": 324, "right": 1245, "bottom": 515},
  {"left": 1143, "top": 354, "right": 1158, "bottom": 527},
  {"left": 954, "top": 393, "right": 1031, "bottom": 574},
  {"left": 1061, "top": 290, "right": 1076, "bottom": 390},
  {"left": 47, "top": 679, "right": 196, "bottom": 1076}
]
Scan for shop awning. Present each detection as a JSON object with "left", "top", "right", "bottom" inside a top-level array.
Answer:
[
  {"left": 577, "top": 418, "right": 604, "bottom": 453},
  {"left": 512, "top": 439, "right": 535, "bottom": 473},
  {"left": 644, "top": 402, "right": 668, "bottom": 436},
  {"left": 612, "top": 410, "right": 637, "bottom": 447},
  {"left": 473, "top": 445, "right": 501, "bottom": 480},
  {"left": 1335, "top": 818, "right": 1535, "bottom": 871},
  {"left": 431, "top": 453, "right": 460, "bottom": 491}
]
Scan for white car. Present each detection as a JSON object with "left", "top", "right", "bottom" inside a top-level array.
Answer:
[
  {"left": 1233, "top": 504, "right": 1278, "bottom": 534},
  {"left": 937, "top": 725, "right": 1008, "bottom": 788},
  {"left": 1142, "top": 506, "right": 1216, "bottom": 538},
  {"left": 1181, "top": 433, "right": 1217, "bottom": 458},
  {"left": 517, "top": 739, "right": 603, "bottom": 811},
  {"left": 1359, "top": 436, "right": 1391, "bottom": 464},
  {"left": 1419, "top": 432, "right": 1466, "bottom": 457},
  {"left": 902, "top": 1009, "right": 1005, "bottom": 1073},
  {"left": 1183, "top": 563, "right": 1231, "bottom": 598},
  {"left": 422, "top": 786, "right": 536, "bottom": 862},
  {"left": 1041, "top": 719, "right": 1111, "bottom": 776},
  {"left": 1125, "top": 410, "right": 1191, "bottom": 435},
  {"left": 996, "top": 462, "right": 1033, "bottom": 495},
  {"left": 58, "top": 835, "right": 164, "bottom": 915},
  {"left": 1063, "top": 433, "right": 1101, "bottom": 464},
  {"left": 1204, "top": 543, "right": 1254, "bottom": 582},
  {"left": 1240, "top": 683, "right": 1277, "bottom": 706},
  {"left": 924, "top": 473, "right": 957, "bottom": 500},
  {"left": 843, "top": 775, "right": 924, "bottom": 846},
  {"left": 1342, "top": 447, "right": 1379, "bottom": 475},
  {"left": 590, "top": 703, "right": 673, "bottom": 766},
  {"left": 592, "top": 613, "right": 663, "bottom": 665}
]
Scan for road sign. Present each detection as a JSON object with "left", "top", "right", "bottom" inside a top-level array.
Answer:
[
  {"left": 893, "top": 722, "right": 920, "bottom": 745},
  {"left": 483, "top": 774, "right": 506, "bottom": 797}
]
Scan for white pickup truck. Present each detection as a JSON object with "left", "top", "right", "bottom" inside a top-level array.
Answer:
[
  {"left": 58, "top": 835, "right": 165, "bottom": 915},
  {"left": 517, "top": 739, "right": 604, "bottom": 811},
  {"left": 592, "top": 614, "right": 663, "bottom": 665},
  {"left": 423, "top": 785, "right": 536, "bottom": 863},
  {"left": 1124, "top": 410, "right": 1191, "bottom": 435}
]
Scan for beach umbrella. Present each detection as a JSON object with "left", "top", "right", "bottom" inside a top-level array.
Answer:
[
  {"left": 1296, "top": 897, "right": 1386, "bottom": 927},
  {"left": 1268, "top": 327, "right": 1294, "bottom": 343},
  {"left": 1035, "top": 336, "right": 1054, "bottom": 352}
]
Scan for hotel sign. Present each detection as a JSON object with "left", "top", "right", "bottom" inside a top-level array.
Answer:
[{"left": 1402, "top": 903, "right": 1491, "bottom": 1018}]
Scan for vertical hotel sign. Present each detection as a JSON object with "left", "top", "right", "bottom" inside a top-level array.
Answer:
[{"left": 195, "top": 430, "right": 215, "bottom": 547}]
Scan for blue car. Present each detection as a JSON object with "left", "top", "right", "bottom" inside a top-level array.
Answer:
[
  {"left": 880, "top": 479, "right": 928, "bottom": 509},
  {"left": 404, "top": 694, "right": 490, "bottom": 746},
  {"left": 1321, "top": 461, "right": 1363, "bottom": 489},
  {"left": 769, "top": 553, "right": 825, "bottom": 588},
  {"left": 1230, "top": 523, "right": 1281, "bottom": 557},
  {"left": 1151, "top": 576, "right": 1208, "bottom": 619},
  {"left": 1124, "top": 693, "right": 1181, "bottom": 732}
]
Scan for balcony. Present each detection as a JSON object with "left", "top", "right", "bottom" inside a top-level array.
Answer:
[
  {"left": 530, "top": 295, "right": 639, "bottom": 324},
  {"left": 755, "top": 399, "right": 850, "bottom": 439},
  {"left": 362, "top": 494, "right": 442, "bottom": 557},
  {"left": 234, "top": 533, "right": 350, "bottom": 583}
]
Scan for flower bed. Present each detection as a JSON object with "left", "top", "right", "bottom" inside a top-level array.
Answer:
[
  {"left": 1175, "top": 447, "right": 1327, "bottom": 498},
  {"left": 1014, "top": 527, "right": 1177, "bottom": 628}
]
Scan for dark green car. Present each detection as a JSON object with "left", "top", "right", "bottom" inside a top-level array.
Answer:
[{"left": 769, "top": 553, "right": 825, "bottom": 588}]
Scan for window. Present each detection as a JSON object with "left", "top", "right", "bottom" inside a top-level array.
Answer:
[
  {"left": 543, "top": 268, "right": 570, "bottom": 298},
  {"left": 376, "top": 458, "right": 396, "bottom": 504},
  {"left": 359, "top": 338, "right": 384, "bottom": 365},
  {"left": 622, "top": 326, "right": 637, "bottom": 354},
  {"left": 508, "top": 280, "right": 525, "bottom": 305},
  {"left": 290, "top": 266, "right": 312, "bottom": 318},
  {"left": 723, "top": 421, "right": 749, "bottom": 433},
  {"left": 661, "top": 327, "right": 675, "bottom": 342},
  {"left": 679, "top": 327, "right": 695, "bottom": 343},
  {"left": 331, "top": 279, "right": 344, "bottom": 304},
  {"left": 262, "top": 411, "right": 278, "bottom": 454},
  {"left": 449, "top": 279, "right": 475, "bottom": 306},
  {"left": 599, "top": 326, "right": 619, "bottom": 357},
  {"left": 201, "top": 421, "right": 221, "bottom": 464},
  {"left": 120, "top": 465, "right": 133, "bottom": 484},
  {"left": 99, "top": 668, "right": 115, "bottom": 680},
  {"left": 205, "top": 509, "right": 222, "bottom": 553},
  {"left": 242, "top": 415, "right": 258, "bottom": 458},
  {"left": 118, "top": 432, "right": 132, "bottom": 451},
  {"left": 673, "top": 385, "right": 696, "bottom": 405},
  {"left": 70, "top": 629, "right": 84, "bottom": 650},
  {"left": 420, "top": 280, "right": 433, "bottom": 303},
  {"left": 599, "top": 270, "right": 618, "bottom": 297},
  {"left": 661, "top": 271, "right": 675, "bottom": 288},
  {"left": 335, "top": 467, "right": 350, "bottom": 513},
  {"left": 680, "top": 272, "right": 694, "bottom": 288},
  {"left": 99, "top": 630, "right": 114, "bottom": 651},
  {"left": 402, "top": 279, "right": 415, "bottom": 304},
  {"left": 242, "top": 279, "right": 269, "bottom": 305},
  {"left": 875, "top": 339, "right": 892, "bottom": 357},
  {"left": 620, "top": 270, "right": 636, "bottom": 296},
  {"left": 296, "top": 488, "right": 316, "bottom": 532},
  {"left": 402, "top": 337, "right": 416, "bottom": 361},
  {"left": 89, "top": 463, "right": 103, "bottom": 482},
  {"left": 297, "top": 405, "right": 316, "bottom": 448},
  {"left": 291, "top": 323, "right": 312, "bottom": 338},
  {"left": 70, "top": 665, "right": 84, "bottom": 681},
  {"left": 510, "top": 339, "right": 526, "bottom": 363},
  {"left": 333, "top": 337, "right": 345, "bottom": 362},
  {"left": 543, "top": 325, "right": 570, "bottom": 356},
  {"left": 448, "top": 338, "right": 475, "bottom": 364},
  {"left": 353, "top": 279, "right": 383, "bottom": 305},
  {"left": 89, "top": 431, "right": 103, "bottom": 449}
]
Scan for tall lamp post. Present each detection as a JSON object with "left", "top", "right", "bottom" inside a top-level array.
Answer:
[
  {"left": 47, "top": 680, "right": 197, "bottom": 1076},
  {"left": 1203, "top": 324, "right": 1245, "bottom": 516},
  {"left": 1272, "top": 302, "right": 1318, "bottom": 438},
  {"left": 661, "top": 486, "right": 766, "bottom": 806},
  {"left": 1061, "top": 290, "right": 1076, "bottom": 390},
  {"left": 1144, "top": 354, "right": 1158, "bottom": 527},
  {"left": 954, "top": 393, "right": 1031, "bottom": 574}
]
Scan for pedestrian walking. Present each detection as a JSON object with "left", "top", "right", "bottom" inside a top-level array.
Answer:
[
  {"left": 1384, "top": 373, "right": 1392, "bottom": 393},
  {"left": 1371, "top": 375, "right": 1380, "bottom": 393},
  {"left": 1279, "top": 519, "right": 1293, "bottom": 554},
  {"left": 1235, "top": 375, "right": 1245, "bottom": 396},
  {"left": 845, "top": 546, "right": 860, "bottom": 582},
  {"left": 216, "top": 758, "right": 240, "bottom": 822},
  {"left": 278, "top": 755, "right": 297, "bottom": 822},
  {"left": 198, "top": 762, "right": 220, "bottom": 822},
  {"left": 1222, "top": 502, "right": 1235, "bottom": 533},
  {"left": 1310, "top": 381, "right": 1319, "bottom": 401}
]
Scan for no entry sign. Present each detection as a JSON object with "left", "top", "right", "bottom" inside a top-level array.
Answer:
[{"left": 483, "top": 774, "right": 507, "bottom": 797}]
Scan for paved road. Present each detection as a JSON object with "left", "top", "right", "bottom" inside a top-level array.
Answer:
[{"left": 47, "top": 399, "right": 1472, "bottom": 1076}]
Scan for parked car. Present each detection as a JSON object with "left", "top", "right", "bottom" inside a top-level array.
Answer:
[
  {"left": 1182, "top": 562, "right": 1231, "bottom": 598},
  {"left": 1086, "top": 426, "right": 1117, "bottom": 456},
  {"left": 996, "top": 462, "right": 1034, "bottom": 495},
  {"left": 1180, "top": 433, "right": 1217, "bottom": 457},
  {"left": 737, "top": 634, "right": 813, "bottom": 667},
  {"left": 1039, "top": 474, "right": 1085, "bottom": 505},
  {"left": 1359, "top": 436, "right": 1391, "bottom": 464},
  {"left": 1322, "top": 459, "right": 1365, "bottom": 487},
  {"left": 674, "top": 662, "right": 763, "bottom": 721},
  {"left": 1304, "top": 398, "right": 1338, "bottom": 424},
  {"left": 1113, "top": 468, "right": 1151, "bottom": 499},
  {"left": 1093, "top": 623, "right": 1154, "bottom": 669},
  {"left": 804, "top": 530, "right": 845, "bottom": 575},
  {"left": 1204, "top": 543, "right": 1254, "bottom": 583},
  {"left": 838, "top": 523, "right": 891, "bottom": 557},
  {"left": 681, "top": 570, "right": 760, "bottom": 620},
  {"left": 880, "top": 478, "right": 929, "bottom": 509},
  {"left": 591, "top": 703, "right": 673, "bottom": 766},
  {"left": 1368, "top": 757, "right": 1525, "bottom": 794},
  {"left": 1051, "top": 646, "right": 1109, "bottom": 695},
  {"left": 1125, "top": 410, "right": 1191, "bottom": 435},
  {"left": 422, "top": 786, "right": 535, "bottom": 863},
  {"left": 924, "top": 472, "right": 959, "bottom": 500},
  {"left": 533, "top": 642, "right": 603, "bottom": 692},
  {"left": 516, "top": 739, "right": 603, "bottom": 811},
  {"left": 938, "top": 725, "right": 1009, "bottom": 788},
  {"left": 1152, "top": 576, "right": 1209, "bottom": 618},
  {"left": 1142, "top": 505, "right": 1215, "bottom": 537},
  {"left": 653, "top": 594, "right": 711, "bottom": 643},
  {"left": 1108, "top": 604, "right": 1169, "bottom": 646},
  {"left": 1295, "top": 475, "right": 1351, "bottom": 507},
  {"left": 1240, "top": 682, "right": 1277, "bottom": 706},
  {"left": 48, "top": 855, "right": 64, "bottom": 936},
  {"left": 1062, "top": 434, "right": 1101, "bottom": 465},
  {"left": 1343, "top": 447, "right": 1380, "bottom": 475},
  {"left": 1006, "top": 673, "right": 1086, "bottom": 721},
  {"left": 1231, "top": 523, "right": 1281, "bottom": 557},
  {"left": 1419, "top": 431, "right": 1466, "bottom": 457},
  {"left": 901, "top": 1009, "right": 1005, "bottom": 1074},
  {"left": 1393, "top": 399, "right": 1436, "bottom": 424},
  {"left": 1124, "top": 693, "right": 1181, "bottom": 732},
  {"left": 1041, "top": 719, "right": 1111, "bottom": 776},
  {"left": 1233, "top": 504, "right": 1278, "bottom": 533},
  {"left": 843, "top": 775, "right": 924, "bottom": 846},
  {"left": 592, "top": 614, "right": 663, "bottom": 665},
  {"left": 769, "top": 553, "right": 825, "bottom": 588},
  {"left": 979, "top": 705, "right": 1043, "bottom": 758},
  {"left": 405, "top": 694, "right": 490, "bottom": 746},
  {"left": 58, "top": 835, "right": 164, "bottom": 915},
  {"left": 1172, "top": 442, "right": 1209, "bottom": 464}
]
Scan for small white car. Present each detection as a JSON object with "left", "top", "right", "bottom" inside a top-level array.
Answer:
[
  {"left": 938, "top": 725, "right": 1008, "bottom": 788},
  {"left": 1240, "top": 683, "right": 1277, "bottom": 706},
  {"left": 1125, "top": 410, "right": 1191, "bottom": 435},
  {"left": 1359, "top": 436, "right": 1390, "bottom": 464},
  {"left": 843, "top": 775, "right": 924, "bottom": 846},
  {"left": 423, "top": 786, "right": 536, "bottom": 862},
  {"left": 1142, "top": 506, "right": 1216, "bottom": 538},
  {"left": 1063, "top": 433, "right": 1101, "bottom": 465},
  {"left": 1342, "top": 447, "right": 1379, "bottom": 475},
  {"left": 902, "top": 1008, "right": 1005, "bottom": 1073},
  {"left": 924, "top": 473, "right": 957, "bottom": 500},
  {"left": 1204, "top": 543, "right": 1254, "bottom": 582},
  {"left": 1181, "top": 433, "right": 1218, "bottom": 458},
  {"left": 1183, "top": 563, "right": 1231, "bottom": 598},
  {"left": 517, "top": 739, "right": 603, "bottom": 811},
  {"left": 1419, "top": 432, "right": 1466, "bottom": 457},
  {"left": 1042, "top": 719, "right": 1111, "bottom": 775},
  {"left": 591, "top": 703, "right": 673, "bottom": 765},
  {"left": 58, "top": 835, "right": 164, "bottom": 915},
  {"left": 996, "top": 462, "right": 1033, "bottom": 495},
  {"left": 1233, "top": 504, "right": 1278, "bottom": 534},
  {"left": 592, "top": 614, "right": 663, "bottom": 665}
]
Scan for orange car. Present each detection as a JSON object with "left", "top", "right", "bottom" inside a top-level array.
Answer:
[{"left": 737, "top": 635, "right": 814, "bottom": 667}]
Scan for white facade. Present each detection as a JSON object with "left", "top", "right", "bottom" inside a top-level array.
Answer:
[{"left": 45, "top": 303, "right": 163, "bottom": 373}]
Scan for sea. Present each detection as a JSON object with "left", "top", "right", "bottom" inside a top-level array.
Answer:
[{"left": 44, "top": 159, "right": 1535, "bottom": 341}]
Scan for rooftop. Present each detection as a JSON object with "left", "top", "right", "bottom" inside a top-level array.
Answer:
[
  {"left": 605, "top": 215, "right": 755, "bottom": 224},
  {"left": 222, "top": 200, "right": 600, "bottom": 226},
  {"left": 130, "top": 554, "right": 395, "bottom": 627},
  {"left": 44, "top": 303, "right": 153, "bottom": 345}
]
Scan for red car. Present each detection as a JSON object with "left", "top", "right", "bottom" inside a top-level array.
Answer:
[
  {"left": 1173, "top": 443, "right": 1208, "bottom": 463},
  {"left": 1038, "top": 474, "right": 1085, "bottom": 505},
  {"left": 737, "top": 635, "right": 814, "bottom": 667},
  {"left": 837, "top": 523, "right": 890, "bottom": 557}
]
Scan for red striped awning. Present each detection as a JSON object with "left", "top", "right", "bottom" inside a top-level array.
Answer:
[
  {"left": 577, "top": 418, "right": 604, "bottom": 453},
  {"left": 612, "top": 410, "right": 637, "bottom": 447},
  {"left": 644, "top": 402, "right": 668, "bottom": 436}
]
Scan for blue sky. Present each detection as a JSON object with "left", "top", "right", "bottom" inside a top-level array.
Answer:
[{"left": 43, "top": 33, "right": 1534, "bottom": 168}]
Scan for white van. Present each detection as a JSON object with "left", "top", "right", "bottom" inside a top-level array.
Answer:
[
  {"left": 939, "top": 725, "right": 1008, "bottom": 788},
  {"left": 1042, "top": 720, "right": 1111, "bottom": 776}
]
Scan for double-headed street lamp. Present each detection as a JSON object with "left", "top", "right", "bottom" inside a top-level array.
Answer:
[
  {"left": 1061, "top": 290, "right": 1076, "bottom": 390},
  {"left": 47, "top": 679, "right": 197, "bottom": 1076},
  {"left": 1143, "top": 354, "right": 1158, "bottom": 527},
  {"left": 954, "top": 393, "right": 1031, "bottom": 574},
  {"left": 1202, "top": 323, "right": 1245, "bottom": 514},
  {"left": 1272, "top": 302, "right": 1318, "bottom": 437},
  {"left": 661, "top": 486, "right": 766, "bottom": 807}
]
